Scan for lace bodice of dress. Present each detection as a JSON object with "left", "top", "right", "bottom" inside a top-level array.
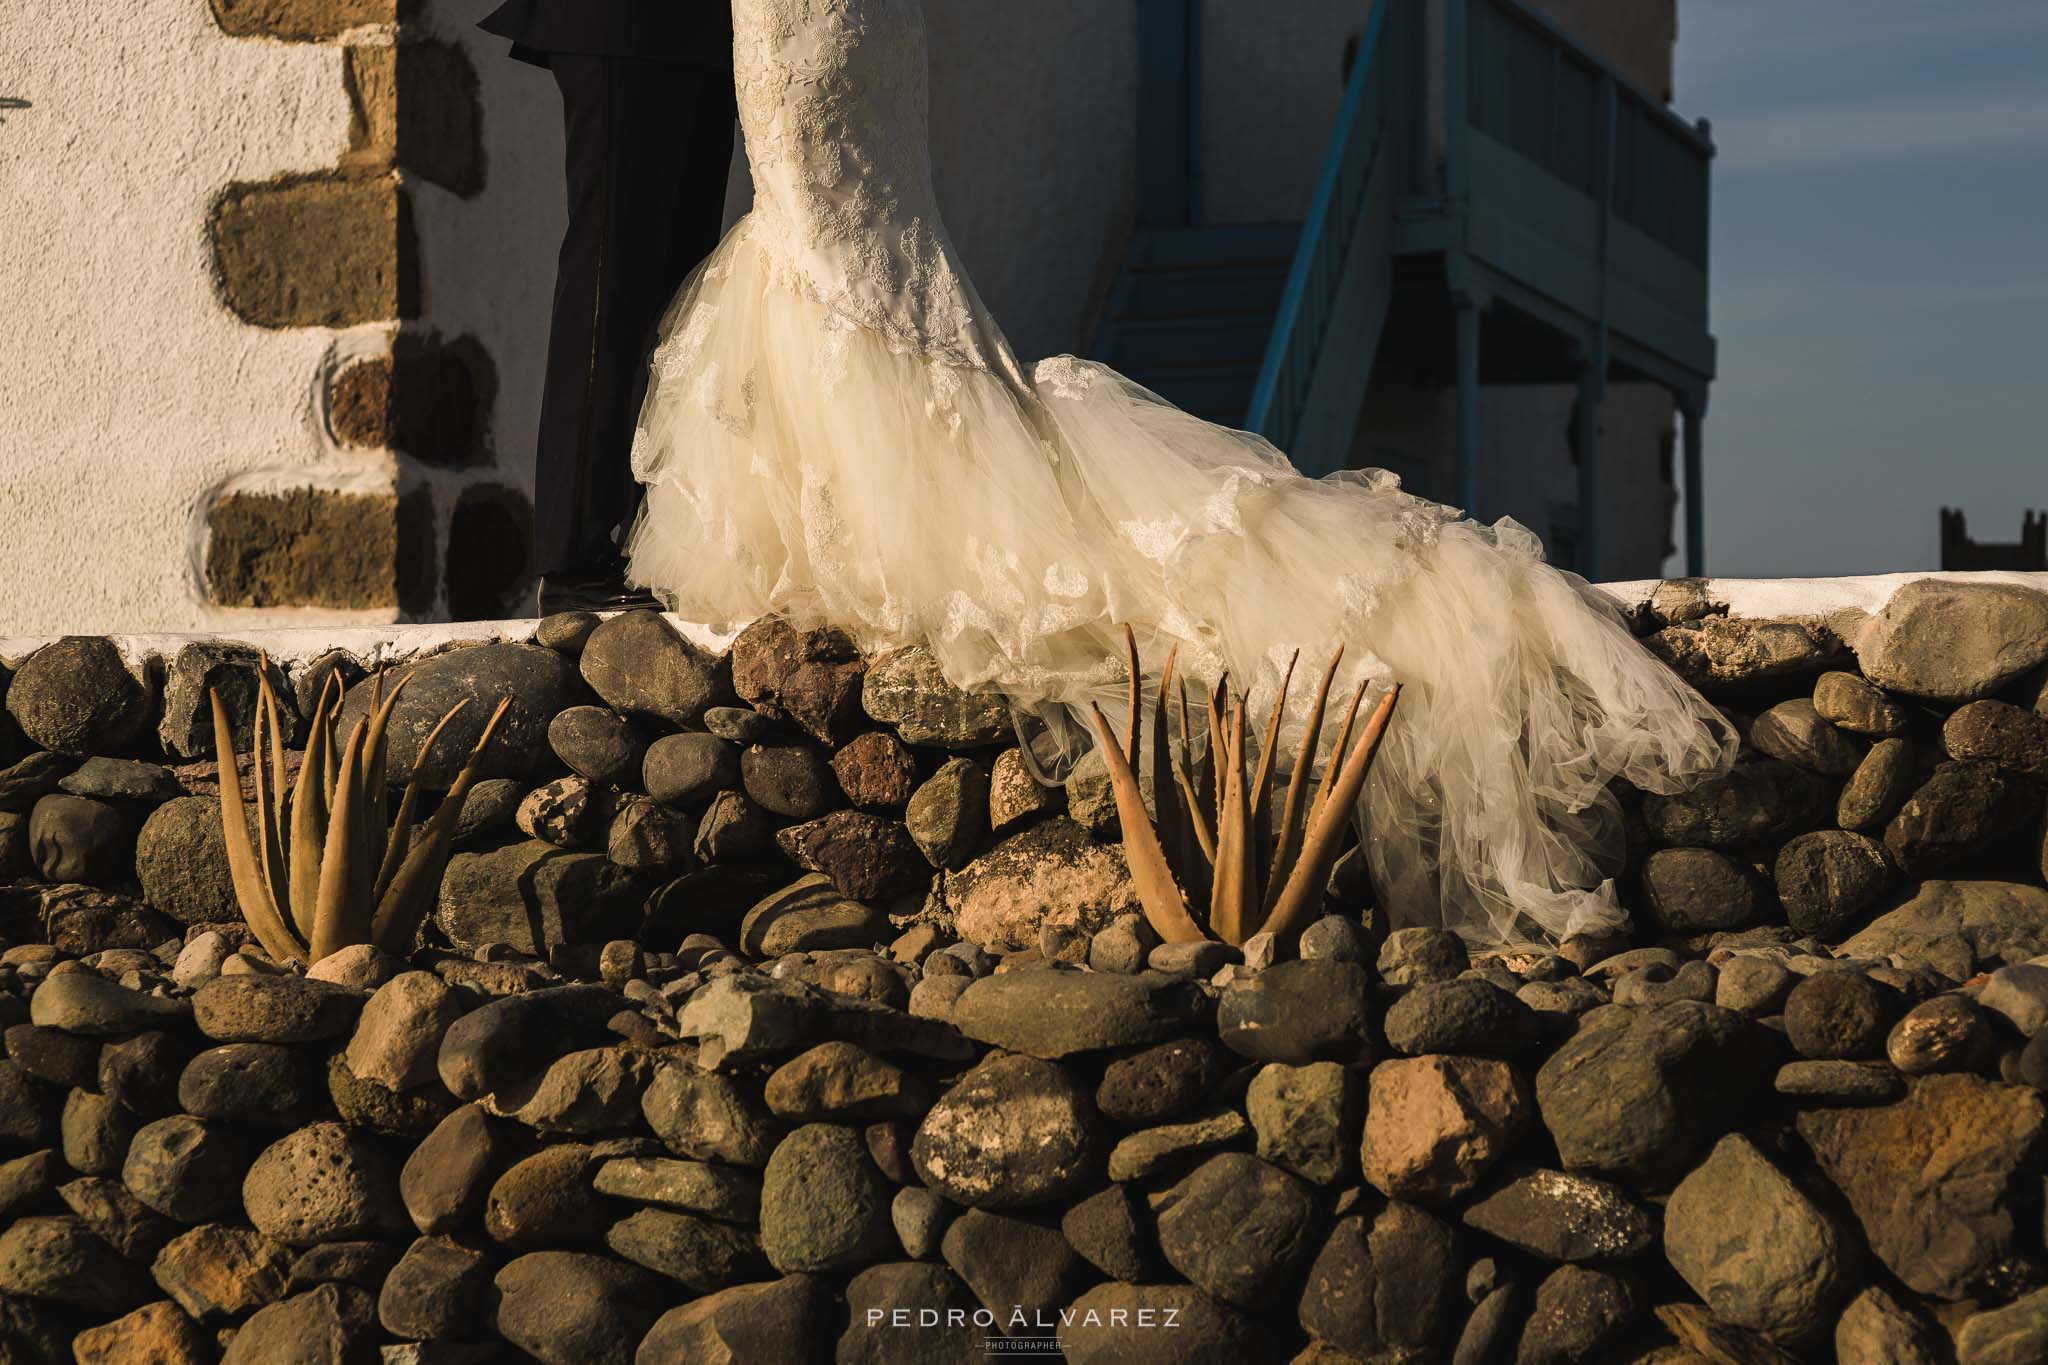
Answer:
[{"left": 733, "top": 0, "right": 1026, "bottom": 385}]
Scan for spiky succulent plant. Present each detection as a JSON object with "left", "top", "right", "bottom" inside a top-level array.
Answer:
[
  {"left": 1089, "top": 625, "right": 1400, "bottom": 949},
  {"left": 212, "top": 661, "right": 512, "bottom": 966}
]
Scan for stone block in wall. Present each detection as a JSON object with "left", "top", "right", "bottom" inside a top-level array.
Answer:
[
  {"left": 209, "top": 0, "right": 398, "bottom": 42},
  {"left": 211, "top": 177, "right": 415, "bottom": 330},
  {"left": 342, "top": 42, "right": 482, "bottom": 196},
  {"left": 445, "top": 484, "right": 534, "bottom": 622},
  {"left": 329, "top": 333, "right": 495, "bottom": 466},
  {"left": 204, "top": 486, "right": 436, "bottom": 612}
]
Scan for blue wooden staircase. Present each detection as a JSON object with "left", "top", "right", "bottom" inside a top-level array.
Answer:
[{"left": 1091, "top": 223, "right": 1300, "bottom": 426}]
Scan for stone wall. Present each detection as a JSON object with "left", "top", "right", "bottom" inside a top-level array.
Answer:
[{"left": 1, "top": 573, "right": 2048, "bottom": 1359}]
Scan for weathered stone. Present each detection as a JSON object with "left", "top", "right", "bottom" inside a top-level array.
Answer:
[
  {"left": 672, "top": 971, "right": 969, "bottom": 1070},
  {"left": 1838, "top": 737, "right": 1919, "bottom": 832},
  {"left": 219, "top": 1284, "right": 378, "bottom": 1365},
  {"left": 942, "top": 1207, "right": 1086, "bottom": 1322},
  {"left": 515, "top": 775, "right": 601, "bottom": 848},
  {"left": 643, "top": 733, "right": 740, "bottom": 808},
  {"left": 943, "top": 817, "right": 1138, "bottom": 950},
  {"left": 305, "top": 942, "right": 401, "bottom": 992},
  {"left": 1063, "top": 1281, "right": 1273, "bottom": 1365},
  {"left": 1095, "top": 1037, "right": 1225, "bottom": 1124},
  {"left": 1244, "top": 1061, "right": 1355, "bottom": 1186},
  {"left": 122, "top": 1116, "right": 250, "bottom": 1222},
  {"left": 1773, "top": 830, "right": 1893, "bottom": 938},
  {"left": 494, "top": 1046, "right": 651, "bottom": 1135},
  {"left": 5, "top": 1023, "right": 95, "bottom": 1090},
  {"left": 1784, "top": 971, "right": 1894, "bottom": 1059},
  {"left": 1946, "top": 699, "right": 2048, "bottom": 781},
  {"left": 952, "top": 967, "right": 1208, "bottom": 1058},
  {"left": 862, "top": 646, "right": 1010, "bottom": 747},
  {"left": 56, "top": 1177, "right": 177, "bottom": 1260},
  {"left": 891, "top": 1186, "right": 948, "bottom": 1259},
  {"left": 72, "top": 1300, "right": 211, "bottom": 1365},
  {"left": 1107, "top": 1109, "right": 1249, "bottom": 1181},
  {"left": 4, "top": 638, "right": 149, "bottom": 757},
  {"left": 1640, "top": 847, "right": 1763, "bottom": 934},
  {"left": 1884, "top": 761, "right": 2041, "bottom": 875},
  {"left": 1665, "top": 1134, "right": 1857, "bottom": 1340},
  {"left": 485, "top": 1144, "right": 604, "bottom": 1248},
  {"left": 912, "top": 1052, "right": 1096, "bottom": 1208},
  {"left": 547, "top": 706, "right": 642, "bottom": 788},
  {"left": 731, "top": 618, "right": 867, "bottom": 746},
  {"left": 1643, "top": 760, "right": 1830, "bottom": 849},
  {"left": 1798, "top": 1073, "right": 2045, "bottom": 1300},
  {"left": 1361, "top": 1055, "right": 1526, "bottom": 1203},
  {"left": 635, "top": 1274, "right": 826, "bottom": 1364},
  {"left": 205, "top": 486, "right": 412, "bottom": 610},
  {"left": 325, "top": 1046, "right": 457, "bottom": 1136},
  {"left": 1751, "top": 698, "right": 1864, "bottom": 775},
  {"left": 1888, "top": 993, "right": 1995, "bottom": 1074},
  {"left": 1957, "top": 1285, "right": 2048, "bottom": 1365},
  {"left": 346, "top": 971, "right": 463, "bottom": 1093},
  {"left": 177, "top": 1043, "right": 315, "bottom": 1126},
  {"left": 244, "top": 1122, "right": 404, "bottom": 1246},
  {"left": 1383, "top": 978, "right": 1537, "bottom": 1056},
  {"left": 39, "top": 884, "right": 178, "bottom": 955},
  {"left": 1513, "top": 1265, "right": 1639, "bottom": 1363},
  {"left": 1835, "top": 1285, "right": 1944, "bottom": 1365},
  {"left": 60, "top": 756, "right": 182, "bottom": 802},
  {"left": 606, "top": 796, "right": 694, "bottom": 873},
  {"left": 739, "top": 744, "right": 834, "bottom": 821},
  {"left": 152, "top": 1222, "right": 290, "bottom": 1320},
  {"left": 401, "top": 1105, "right": 510, "bottom": 1235},
  {"left": 1813, "top": 670, "right": 1908, "bottom": 737},
  {"left": 1218, "top": 958, "right": 1372, "bottom": 1064},
  {"left": 1377, "top": 926, "right": 1468, "bottom": 985},
  {"left": 451, "top": 777, "right": 525, "bottom": 843},
  {"left": 1534, "top": 1000, "right": 1768, "bottom": 1188},
  {"left": 691, "top": 789, "right": 773, "bottom": 862},
  {"left": 1298, "top": 1201, "right": 1456, "bottom": 1362},
  {"left": 607, "top": 1207, "right": 762, "bottom": 1292},
  {"left": 0, "top": 751, "right": 69, "bottom": 813},
  {"left": 1462, "top": 1166, "right": 1652, "bottom": 1262},
  {"left": 836, "top": 1262, "right": 984, "bottom": 1365},
  {"left": 1649, "top": 616, "right": 1843, "bottom": 689},
  {"left": 434, "top": 984, "right": 617, "bottom": 1101},
  {"left": 27, "top": 794, "right": 130, "bottom": 884},
  {"left": 760, "top": 1123, "right": 893, "bottom": 1273},
  {"left": 376, "top": 1235, "right": 489, "bottom": 1342},
  {"left": 1775, "top": 1059, "right": 1904, "bottom": 1102},
  {"left": 29, "top": 971, "right": 186, "bottom": 1035},
  {"left": 1857, "top": 579, "right": 2048, "bottom": 701},
  {"left": 155, "top": 643, "right": 297, "bottom": 763},
  {"left": 491, "top": 1251, "right": 666, "bottom": 1365},
  {"left": 987, "top": 746, "right": 1060, "bottom": 830},
  {"left": 905, "top": 757, "right": 990, "bottom": 870},
  {"left": 580, "top": 611, "right": 728, "bottom": 729},
  {"left": 436, "top": 841, "right": 644, "bottom": 954},
  {"left": 829, "top": 731, "right": 918, "bottom": 811},
  {"left": 774, "top": 811, "right": 929, "bottom": 901},
  {"left": 764, "top": 1041, "right": 929, "bottom": 1120},
  {"left": 193, "top": 975, "right": 361, "bottom": 1043},
  {"left": 1839, "top": 880, "right": 2048, "bottom": 980},
  {"left": 738, "top": 874, "right": 890, "bottom": 957},
  {"left": 642, "top": 1065, "right": 783, "bottom": 1168},
  {"left": 0, "top": 1215, "right": 155, "bottom": 1314},
  {"left": 337, "top": 644, "right": 578, "bottom": 788},
  {"left": 1151, "top": 1152, "right": 1315, "bottom": 1309},
  {"left": 594, "top": 1157, "right": 760, "bottom": 1222}
]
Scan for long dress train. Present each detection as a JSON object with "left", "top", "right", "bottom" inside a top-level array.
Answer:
[{"left": 624, "top": 0, "right": 1735, "bottom": 947}]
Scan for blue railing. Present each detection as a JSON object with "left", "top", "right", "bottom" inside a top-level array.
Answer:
[{"left": 1244, "top": 0, "right": 1394, "bottom": 451}]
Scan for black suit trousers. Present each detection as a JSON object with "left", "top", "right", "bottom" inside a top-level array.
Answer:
[{"left": 534, "top": 55, "right": 737, "bottom": 576}]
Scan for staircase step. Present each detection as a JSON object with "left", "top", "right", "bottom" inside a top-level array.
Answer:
[
  {"left": 1121, "top": 364, "right": 1261, "bottom": 418},
  {"left": 1101, "top": 315, "right": 1274, "bottom": 369},
  {"left": 1121, "top": 267, "right": 1290, "bottom": 318},
  {"left": 1129, "top": 222, "right": 1302, "bottom": 266}
]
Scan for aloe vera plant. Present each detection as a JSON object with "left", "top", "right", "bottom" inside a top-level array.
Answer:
[
  {"left": 212, "top": 661, "right": 513, "bottom": 966},
  {"left": 1089, "top": 625, "right": 1400, "bottom": 949}
]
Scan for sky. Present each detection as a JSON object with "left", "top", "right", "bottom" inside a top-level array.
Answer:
[{"left": 1668, "top": 0, "right": 2048, "bottom": 578}]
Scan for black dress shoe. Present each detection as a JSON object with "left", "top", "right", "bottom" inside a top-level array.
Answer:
[{"left": 535, "top": 572, "right": 666, "bottom": 615}]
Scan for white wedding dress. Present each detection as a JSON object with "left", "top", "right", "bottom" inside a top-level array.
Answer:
[{"left": 625, "top": 0, "right": 1736, "bottom": 947}]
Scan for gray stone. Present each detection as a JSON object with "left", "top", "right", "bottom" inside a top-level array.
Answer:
[
  {"left": 1957, "top": 1286, "right": 2048, "bottom": 1365},
  {"left": 491, "top": 1251, "right": 667, "bottom": 1365},
  {"left": 738, "top": 874, "right": 890, "bottom": 957},
  {"left": 0, "top": 750, "right": 69, "bottom": 812},
  {"left": 1095, "top": 1037, "right": 1225, "bottom": 1124},
  {"left": 5, "top": 637, "right": 150, "bottom": 757},
  {"left": 434, "top": 984, "right": 617, "bottom": 1102},
  {"left": 594, "top": 1157, "right": 760, "bottom": 1222},
  {"left": 1888, "top": 993, "right": 1995, "bottom": 1074},
  {"left": 1798, "top": 1073, "right": 2045, "bottom": 1301},
  {"left": 346, "top": 971, "right": 464, "bottom": 1094},
  {"left": 0, "top": 1214, "right": 155, "bottom": 1314},
  {"left": 306, "top": 942, "right": 401, "bottom": 992},
  {"left": 1979, "top": 962, "right": 2048, "bottom": 1037},
  {"left": 59, "top": 1089, "right": 134, "bottom": 1176},
  {"left": 1813, "top": 670, "right": 1908, "bottom": 737},
  {"left": 605, "top": 795, "right": 694, "bottom": 873},
  {"left": 1665, "top": 1134, "right": 1857, "bottom": 1339},
  {"left": 951, "top": 967, "right": 1208, "bottom": 1058},
  {"left": 1156, "top": 1153, "right": 1316, "bottom": 1309},
  {"left": 1836, "top": 1285, "right": 1944, "bottom": 1365},
  {"left": 760, "top": 1124, "right": 893, "bottom": 1273},
  {"left": 1148, "top": 940, "right": 1237, "bottom": 977},
  {"left": 1839, "top": 880, "right": 2048, "bottom": 981},
  {"left": 905, "top": 757, "right": 989, "bottom": 869},
  {"left": 377, "top": 1235, "right": 490, "bottom": 1342},
  {"left": 494, "top": 1046, "right": 651, "bottom": 1135},
  {"left": 671, "top": 971, "right": 969, "bottom": 1070},
  {"left": 1640, "top": 847, "right": 1763, "bottom": 934},
  {"left": 535, "top": 610, "right": 599, "bottom": 653},
  {"left": 1784, "top": 970, "right": 1893, "bottom": 1059},
  {"left": 220, "top": 1284, "right": 377, "bottom": 1365},
  {"left": 59, "top": 757, "right": 181, "bottom": 802},
  {"left": 1106, "top": 1109, "right": 1249, "bottom": 1181},
  {"left": 607, "top": 1208, "right": 761, "bottom": 1292},
  {"left": 1774, "top": 1059, "right": 1903, "bottom": 1102},
  {"left": 642, "top": 733, "right": 740, "bottom": 808},
  {"left": 1298, "top": 1202, "right": 1456, "bottom": 1363},
  {"left": 774, "top": 811, "right": 929, "bottom": 902},
  {"left": 1060, "top": 1184, "right": 1145, "bottom": 1283},
  {"left": 453, "top": 777, "right": 525, "bottom": 842},
  {"left": 1774, "top": 830, "right": 1894, "bottom": 939},
  {"left": 1300, "top": 914, "right": 1371, "bottom": 964},
  {"left": 1857, "top": 579, "right": 2048, "bottom": 702},
  {"left": 1383, "top": 978, "right": 1537, "bottom": 1056},
  {"left": 337, "top": 644, "right": 579, "bottom": 787},
  {"left": 1217, "top": 958, "right": 1372, "bottom": 1064},
  {"left": 29, "top": 972, "right": 186, "bottom": 1035},
  {"left": 1648, "top": 616, "right": 1843, "bottom": 690},
  {"left": 401, "top": 1105, "right": 511, "bottom": 1236},
  {"left": 1750, "top": 698, "right": 1864, "bottom": 775},
  {"left": 1378, "top": 926, "right": 1469, "bottom": 985},
  {"left": 133, "top": 797, "right": 238, "bottom": 926},
  {"left": 1245, "top": 1061, "right": 1355, "bottom": 1185},
  {"left": 1513, "top": 1265, "right": 1639, "bottom": 1363},
  {"left": 1642, "top": 760, "right": 1830, "bottom": 849},
  {"left": 548, "top": 706, "right": 644, "bottom": 787},
  {"left": 485, "top": 1144, "right": 605, "bottom": 1248},
  {"left": 943, "top": 1207, "right": 1087, "bottom": 1325},
  {"left": 1462, "top": 1166, "right": 1652, "bottom": 1262},
  {"left": 836, "top": 1262, "right": 983, "bottom": 1365},
  {"left": 1063, "top": 1281, "right": 1274, "bottom": 1365},
  {"left": 193, "top": 975, "right": 361, "bottom": 1043},
  {"left": 1612, "top": 960, "right": 1718, "bottom": 1007},
  {"left": 1534, "top": 1000, "right": 1769, "bottom": 1188},
  {"left": 1946, "top": 699, "right": 2048, "bottom": 779},
  {"left": 28, "top": 794, "right": 130, "bottom": 883},
  {"left": 178, "top": 1043, "right": 315, "bottom": 1126},
  {"left": 891, "top": 1186, "right": 949, "bottom": 1259},
  {"left": 911, "top": 1052, "right": 1096, "bottom": 1208},
  {"left": 579, "top": 611, "right": 729, "bottom": 730},
  {"left": 634, "top": 1274, "right": 826, "bottom": 1365},
  {"left": 1885, "top": 761, "right": 2041, "bottom": 876},
  {"left": 740, "top": 744, "right": 836, "bottom": 820},
  {"left": 861, "top": 646, "right": 1010, "bottom": 748},
  {"left": 243, "top": 1122, "right": 405, "bottom": 1246},
  {"left": 1838, "top": 736, "right": 1919, "bottom": 832},
  {"left": 764, "top": 1041, "right": 929, "bottom": 1120},
  {"left": 436, "top": 840, "right": 644, "bottom": 955},
  {"left": 642, "top": 1065, "right": 782, "bottom": 1168}
]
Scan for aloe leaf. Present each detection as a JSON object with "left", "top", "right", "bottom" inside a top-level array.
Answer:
[
  {"left": 311, "top": 718, "right": 372, "bottom": 964},
  {"left": 1151, "top": 644, "right": 1183, "bottom": 885},
  {"left": 1248, "top": 650, "right": 1299, "bottom": 900},
  {"left": 285, "top": 674, "right": 337, "bottom": 944},
  {"left": 1209, "top": 696, "right": 1256, "bottom": 946},
  {"left": 1264, "top": 684, "right": 1401, "bottom": 944},
  {"left": 1263, "top": 646, "right": 1344, "bottom": 917},
  {"left": 371, "top": 697, "right": 510, "bottom": 954},
  {"left": 1086, "top": 703, "right": 1208, "bottom": 945},
  {"left": 374, "top": 698, "right": 468, "bottom": 906},
  {"left": 208, "top": 689, "right": 307, "bottom": 966},
  {"left": 359, "top": 671, "right": 413, "bottom": 884}
]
